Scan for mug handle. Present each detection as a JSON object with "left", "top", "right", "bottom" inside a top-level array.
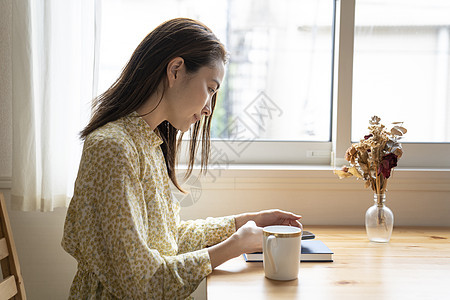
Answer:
[{"left": 266, "top": 235, "right": 278, "bottom": 274}]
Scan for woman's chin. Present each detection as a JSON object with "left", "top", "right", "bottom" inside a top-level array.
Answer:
[
  {"left": 178, "top": 124, "right": 192, "bottom": 133},
  {"left": 173, "top": 119, "right": 197, "bottom": 133}
]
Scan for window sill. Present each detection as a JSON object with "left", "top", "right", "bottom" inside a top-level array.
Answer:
[
  {"left": 2, "top": 166, "right": 449, "bottom": 191},
  {"left": 180, "top": 163, "right": 450, "bottom": 176},
  {"left": 177, "top": 164, "right": 450, "bottom": 192}
]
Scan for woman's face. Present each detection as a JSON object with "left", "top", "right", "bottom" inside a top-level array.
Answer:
[{"left": 165, "top": 58, "right": 225, "bottom": 132}]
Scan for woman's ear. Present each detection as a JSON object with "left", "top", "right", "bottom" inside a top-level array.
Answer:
[{"left": 167, "top": 57, "right": 184, "bottom": 88}]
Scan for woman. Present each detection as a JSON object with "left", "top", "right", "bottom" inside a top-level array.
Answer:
[{"left": 62, "top": 18, "right": 302, "bottom": 299}]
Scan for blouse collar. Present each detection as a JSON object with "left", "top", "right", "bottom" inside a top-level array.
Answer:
[{"left": 125, "top": 111, "right": 163, "bottom": 148}]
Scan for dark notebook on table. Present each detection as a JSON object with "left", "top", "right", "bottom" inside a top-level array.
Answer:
[{"left": 243, "top": 239, "right": 333, "bottom": 262}]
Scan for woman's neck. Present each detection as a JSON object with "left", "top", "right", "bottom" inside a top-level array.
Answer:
[{"left": 136, "top": 90, "right": 167, "bottom": 131}]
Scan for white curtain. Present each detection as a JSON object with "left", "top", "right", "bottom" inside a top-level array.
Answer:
[{"left": 11, "top": 0, "right": 100, "bottom": 211}]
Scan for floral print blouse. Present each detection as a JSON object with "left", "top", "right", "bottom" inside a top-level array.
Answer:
[{"left": 62, "top": 112, "right": 236, "bottom": 299}]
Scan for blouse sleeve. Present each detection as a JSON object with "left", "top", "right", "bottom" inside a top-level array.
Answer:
[
  {"left": 82, "top": 136, "right": 212, "bottom": 299},
  {"left": 177, "top": 217, "right": 236, "bottom": 254}
]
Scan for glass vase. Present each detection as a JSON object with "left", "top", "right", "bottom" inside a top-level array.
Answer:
[{"left": 365, "top": 194, "right": 394, "bottom": 243}]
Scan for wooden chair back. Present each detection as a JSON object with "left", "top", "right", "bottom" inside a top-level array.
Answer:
[{"left": 0, "top": 193, "right": 26, "bottom": 300}]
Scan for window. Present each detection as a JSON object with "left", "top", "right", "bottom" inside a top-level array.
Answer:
[
  {"left": 98, "top": 0, "right": 450, "bottom": 168},
  {"left": 98, "top": 0, "right": 334, "bottom": 165},
  {"left": 211, "top": 0, "right": 333, "bottom": 142},
  {"left": 349, "top": 0, "right": 450, "bottom": 168},
  {"left": 352, "top": 0, "right": 450, "bottom": 143}
]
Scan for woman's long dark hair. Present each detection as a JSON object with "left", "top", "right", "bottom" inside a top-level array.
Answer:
[{"left": 80, "top": 18, "right": 227, "bottom": 192}]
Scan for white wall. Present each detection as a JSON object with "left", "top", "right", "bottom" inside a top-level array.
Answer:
[
  {"left": 0, "top": 0, "right": 12, "bottom": 180},
  {"left": 1, "top": 1, "right": 449, "bottom": 299}
]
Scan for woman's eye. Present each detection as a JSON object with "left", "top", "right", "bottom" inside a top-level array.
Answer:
[{"left": 209, "top": 88, "right": 216, "bottom": 94}]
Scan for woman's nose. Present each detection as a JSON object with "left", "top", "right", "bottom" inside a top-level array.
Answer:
[{"left": 202, "top": 103, "right": 211, "bottom": 116}]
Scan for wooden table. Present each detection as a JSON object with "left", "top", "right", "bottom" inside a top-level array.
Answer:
[{"left": 207, "top": 226, "right": 450, "bottom": 299}]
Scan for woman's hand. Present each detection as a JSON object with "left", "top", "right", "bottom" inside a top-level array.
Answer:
[
  {"left": 233, "top": 220, "right": 263, "bottom": 254},
  {"left": 208, "top": 220, "right": 262, "bottom": 268},
  {"left": 254, "top": 209, "right": 302, "bottom": 228},
  {"left": 209, "top": 210, "right": 302, "bottom": 269},
  {"left": 235, "top": 209, "right": 302, "bottom": 230}
]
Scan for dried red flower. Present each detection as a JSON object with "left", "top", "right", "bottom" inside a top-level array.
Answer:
[
  {"left": 334, "top": 116, "right": 406, "bottom": 194},
  {"left": 378, "top": 153, "right": 398, "bottom": 179}
]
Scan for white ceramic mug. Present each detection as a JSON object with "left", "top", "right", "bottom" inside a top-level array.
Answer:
[{"left": 263, "top": 225, "right": 302, "bottom": 281}]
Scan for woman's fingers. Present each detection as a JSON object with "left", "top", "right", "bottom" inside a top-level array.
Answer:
[{"left": 277, "top": 209, "right": 302, "bottom": 220}]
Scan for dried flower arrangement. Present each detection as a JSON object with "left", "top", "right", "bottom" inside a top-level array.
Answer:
[{"left": 334, "top": 116, "right": 407, "bottom": 195}]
